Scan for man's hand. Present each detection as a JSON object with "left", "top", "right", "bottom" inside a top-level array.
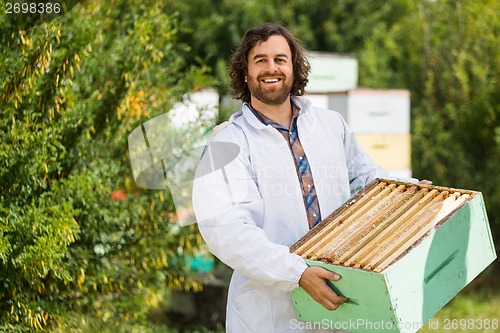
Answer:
[{"left": 298, "top": 266, "right": 348, "bottom": 311}]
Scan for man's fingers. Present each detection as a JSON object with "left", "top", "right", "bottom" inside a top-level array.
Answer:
[
  {"left": 326, "top": 301, "right": 339, "bottom": 311},
  {"left": 300, "top": 266, "right": 349, "bottom": 311},
  {"left": 316, "top": 268, "right": 349, "bottom": 306},
  {"left": 323, "top": 285, "right": 348, "bottom": 305},
  {"left": 317, "top": 268, "right": 341, "bottom": 281},
  {"left": 322, "top": 296, "right": 347, "bottom": 311},
  {"left": 320, "top": 297, "right": 339, "bottom": 311},
  {"left": 319, "top": 283, "right": 348, "bottom": 309},
  {"left": 331, "top": 294, "right": 348, "bottom": 304}
]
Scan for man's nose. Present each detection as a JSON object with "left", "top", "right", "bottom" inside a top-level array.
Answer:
[{"left": 265, "top": 60, "right": 279, "bottom": 72}]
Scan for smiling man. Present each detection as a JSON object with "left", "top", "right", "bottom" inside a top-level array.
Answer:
[
  {"left": 192, "top": 23, "right": 398, "bottom": 333},
  {"left": 245, "top": 34, "right": 294, "bottom": 110}
]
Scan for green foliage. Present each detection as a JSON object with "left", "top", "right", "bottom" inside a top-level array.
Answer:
[
  {"left": 1, "top": 0, "right": 498, "bottom": 331},
  {"left": 171, "top": 0, "right": 415, "bottom": 92},
  {"left": 172, "top": 0, "right": 500, "bottom": 246},
  {"left": 357, "top": 0, "right": 500, "bottom": 245},
  {"left": 0, "top": 1, "right": 210, "bottom": 331}
]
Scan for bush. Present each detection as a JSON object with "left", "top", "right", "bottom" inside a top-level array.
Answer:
[{"left": 0, "top": 1, "right": 211, "bottom": 331}]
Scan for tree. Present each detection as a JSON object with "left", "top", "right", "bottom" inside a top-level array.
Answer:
[
  {"left": 0, "top": 1, "right": 210, "bottom": 331},
  {"left": 357, "top": 0, "right": 500, "bottom": 244}
]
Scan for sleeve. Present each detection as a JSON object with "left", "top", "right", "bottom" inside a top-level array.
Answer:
[{"left": 192, "top": 134, "right": 308, "bottom": 292}]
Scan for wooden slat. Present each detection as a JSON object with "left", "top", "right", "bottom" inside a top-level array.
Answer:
[
  {"left": 307, "top": 183, "right": 398, "bottom": 260},
  {"left": 289, "top": 179, "right": 386, "bottom": 253},
  {"left": 322, "top": 184, "right": 408, "bottom": 262},
  {"left": 342, "top": 186, "right": 426, "bottom": 267},
  {"left": 353, "top": 188, "right": 439, "bottom": 268},
  {"left": 373, "top": 193, "right": 468, "bottom": 272},
  {"left": 336, "top": 185, "right": 419, "bottom": 265},
  {"left": 291, "top": 179, "right": 475, "bottom": 273},
  {"left": 298, "top": 182, "right": 391, "bottom": 259},
  {"left": 363, "top": 191, "right": 449, "bottom": 270}
]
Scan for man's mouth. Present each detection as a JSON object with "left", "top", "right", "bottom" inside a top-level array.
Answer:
[{"left": 261, "top": 77, "right": 282, "bottom": 83}]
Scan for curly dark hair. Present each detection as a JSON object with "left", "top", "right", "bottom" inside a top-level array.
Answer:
[{"left": 228, "top": 23, "right": 311, "bottom": 103}]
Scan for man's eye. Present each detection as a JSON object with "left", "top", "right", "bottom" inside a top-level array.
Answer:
[{"left": 257, "top": 59, "right": 266, "bottom": 63}]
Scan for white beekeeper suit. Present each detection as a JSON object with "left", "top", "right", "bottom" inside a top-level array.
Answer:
[{"left": 192, "top": 96, "right": 394, "bottom": 333}]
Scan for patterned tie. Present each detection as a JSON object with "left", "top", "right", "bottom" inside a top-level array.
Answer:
[
  {"left": 249, "top": 103, "right": 322, "bottom": 229},
  {"left": 288, "top": 115, "right": 322, "bottom": 229}
]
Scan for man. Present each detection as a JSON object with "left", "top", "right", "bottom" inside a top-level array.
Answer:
[{"left": 192, "top": 23, "right": 421, "bottom": 332}]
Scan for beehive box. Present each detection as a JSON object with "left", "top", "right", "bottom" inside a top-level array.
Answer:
[
  {"left": 307, "top": 52, "right": 358, "bottom": 93},
  {"left": 355, "top": 134, "right": 411, "bottom": 170},
  {"left": 328, "top": 89, "right": 410, "bottom": 133},
  {"left": 290, "top": 179, "right": 497, "bottom": 333}
]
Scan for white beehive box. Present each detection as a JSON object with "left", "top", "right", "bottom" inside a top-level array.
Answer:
[{"left": 328, "top": 89, "right": 410, "bottom": 133}]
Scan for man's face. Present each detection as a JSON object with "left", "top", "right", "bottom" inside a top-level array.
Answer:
[{"left": 246, "top": 35, "right": 294, "bottom": 106}]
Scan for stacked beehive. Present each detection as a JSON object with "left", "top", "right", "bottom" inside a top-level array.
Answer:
[
  {"left": 306, "top": 52, "right": 412, "bottom": 178},
  {"left": 328, "top": 89, "right": 412, "bottom": 179}
]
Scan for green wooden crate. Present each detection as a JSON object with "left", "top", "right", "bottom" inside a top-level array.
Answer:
[{"left": 291, "top": 179, "right": 497, "bottom": 333}]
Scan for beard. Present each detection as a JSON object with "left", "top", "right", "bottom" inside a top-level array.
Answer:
[{"left": 247, "top": 73, "right": 293, "bottom": 105}]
